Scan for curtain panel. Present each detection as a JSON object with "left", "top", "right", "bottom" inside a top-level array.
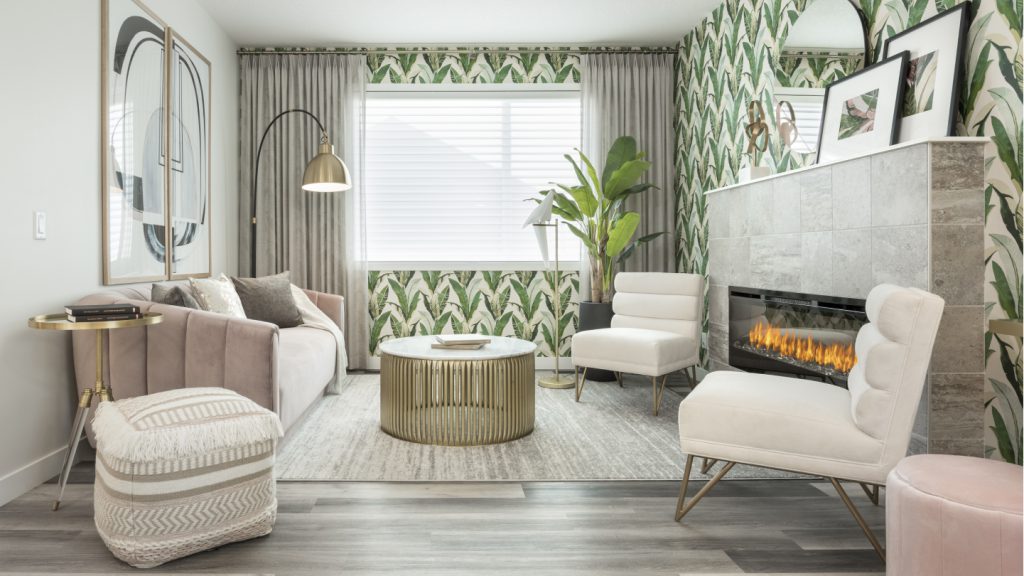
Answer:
[
  {"left": 239, "top": 53, "right": 369, "bottom": 368},
  {"left": 581, "top": 53, "right": 677, "bottom": 295}
]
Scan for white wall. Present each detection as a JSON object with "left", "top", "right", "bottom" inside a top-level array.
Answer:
[{"left": 0, "top": 0, "right": 237, "bottom": 505}]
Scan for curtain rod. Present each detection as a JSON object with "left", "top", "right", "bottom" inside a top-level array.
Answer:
[{"left": 238, "top": 47, "right": 677, "bottom": 56}]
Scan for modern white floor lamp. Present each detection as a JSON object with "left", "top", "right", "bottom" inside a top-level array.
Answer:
[{"left": 524, "top": 193, "right": 575, "bottom": 389}]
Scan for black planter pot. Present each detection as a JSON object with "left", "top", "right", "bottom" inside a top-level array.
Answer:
[{"left": 575, "top": 301, "right": 616, "bottom": 381}]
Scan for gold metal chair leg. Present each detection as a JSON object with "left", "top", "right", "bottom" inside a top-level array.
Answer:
[
  {"left": 675, "top": 460, "right": 734, "bottom": 521},
  {"left": 615, "top": 371, "right": 623, "bottom": 388},
  {"left": 575, "top": 367, "right": 588, "bottom": 402},
  {"left": 651, "top": 375, "right": 668, "bottom": 416},
  {"left": 859, "top": 482, "right": 880, "bottom": 506},
  {"left": 700, "top": 458, "right": 718, "bottom": 474},
  {"left": 674, "top": 455, "right": 694, "bottom": 521},
  {"left": 830, "top": 478, "right": 885, "bottom": 561}
]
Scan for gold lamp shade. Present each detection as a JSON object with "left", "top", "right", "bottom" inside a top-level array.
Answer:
[{"left": 301, "top": 140, "right": 351, "bottom": 192}]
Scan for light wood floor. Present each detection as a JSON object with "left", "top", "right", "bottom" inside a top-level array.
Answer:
[{"left": 0, "top": 462, "right": 886, "bottom": 575}]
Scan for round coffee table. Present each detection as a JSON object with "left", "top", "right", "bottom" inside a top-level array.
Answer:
[{"left": 379, "top": 336, "right": 537, "bottom": 446}]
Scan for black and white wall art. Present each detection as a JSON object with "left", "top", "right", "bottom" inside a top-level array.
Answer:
[
  {"left": 102, "top": 0, "right": 169, "bottom": 284},
  {"left": 101, "top": 0, "right": 211, "bottom": 284},
  {"left": 168, "top": 32, "right": 211, "bottom": 279}
]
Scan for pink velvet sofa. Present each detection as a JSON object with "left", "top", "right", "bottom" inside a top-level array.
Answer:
[{"left": 71, "top": 283, "right": 344, "bottom": 437}]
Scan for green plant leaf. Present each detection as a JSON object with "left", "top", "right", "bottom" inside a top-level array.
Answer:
[
  {"left": 606, "top": 212, "right": 640, "bottom": 257},
  {"left": 564, "top": 155, "right": 598, "bottom": 216},
  {"left": 564, "top": 222, "right": 597, "bottom": 253},
  {"left": 604, "top": 159, "right": 652, "bottom": 199},
  {"left": 601, "top": 136, "right": 638, "bottom": 187},
  {"left": 990, "top": 407, "right": 1019, "bottom": 464}
]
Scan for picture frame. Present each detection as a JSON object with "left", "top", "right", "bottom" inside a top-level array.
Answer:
[
  {"left": 167, "top": 31, "right": 212, "bottom": 280},
  {"left": 882, "top": 3, "right": 970, "bottom": 142},
  {"left": 815, "top": 52, "right": 909, "bottom": 164},
  {"left": 101, "top": 0, "right": 170, "bottom": 284}
]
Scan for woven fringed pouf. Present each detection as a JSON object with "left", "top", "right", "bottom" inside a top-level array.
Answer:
[{"left": 92, "top": 387, "right": 283, "bottom": 568}]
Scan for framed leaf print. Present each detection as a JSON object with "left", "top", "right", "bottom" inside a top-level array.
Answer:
[
  {"left": 101, "top": 0, "right": 170, "bottom": 284},
  {"left": 168, "top": 31, "right": 212, "bottom": 279},
  {"left": 815, "top": 53, "right": 909, "bottom": 164},
  {"left": 882, "top": 3, "right": 970, "bottom": 142}
]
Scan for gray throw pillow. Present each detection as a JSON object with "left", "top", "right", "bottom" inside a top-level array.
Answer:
[
  {"left": 231, "top": 271, "right": 303, "bottom": 328},
  {"left": 151, "top": 283, "right": 200, "bottom": 309}
]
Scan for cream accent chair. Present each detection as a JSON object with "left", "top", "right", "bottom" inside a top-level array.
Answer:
[
  {"left": 571, "top": 272, "right": 704, "bottom": 416},
  {"left": 674, "top": 284, "right": 945, "bottom": 560}
]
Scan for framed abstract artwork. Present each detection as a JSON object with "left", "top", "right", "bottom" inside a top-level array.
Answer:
[
  {"left": 815, "top": 52, "right": 909, "bottom": 164},
  {"left": 882, "top": 3, "right": 970, "bottom": 142},
  {"left": 101, "top": 0, "right": 170, "bottom": 284},
  {"left": 168, "top": 31, "right": 212, "bottom": 280}
]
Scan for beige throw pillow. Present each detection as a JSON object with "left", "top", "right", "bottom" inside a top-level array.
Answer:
[{"left": 189, "top": 274, "right": 247, "bottom": 319}]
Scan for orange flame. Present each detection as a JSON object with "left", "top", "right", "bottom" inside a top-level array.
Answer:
[{"left": 747, "top": 321, "right": 857, "bottom": 374}]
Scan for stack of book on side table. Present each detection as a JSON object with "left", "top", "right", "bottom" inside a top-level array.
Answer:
[
  {"left": 65, "top": 303, "right": 142, "bottom": 323},
  {"left": 432, "top": 334, "right": 491, "bottom": 350}
]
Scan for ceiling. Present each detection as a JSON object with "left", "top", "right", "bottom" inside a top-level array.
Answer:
[{"left": 194, "top": 0, "right": 723, "bottom": 47}]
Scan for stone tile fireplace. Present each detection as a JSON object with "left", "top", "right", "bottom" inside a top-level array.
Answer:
[{"left": 706, "top": 138, "right": 988, "bottom": 456}]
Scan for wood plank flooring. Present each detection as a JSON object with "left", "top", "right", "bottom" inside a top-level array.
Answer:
[{"left": 0, "top": 463, "right": 886, "bottom": 575}]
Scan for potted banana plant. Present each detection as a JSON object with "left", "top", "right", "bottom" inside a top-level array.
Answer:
[{"left": 533, "top": 136, "right": 663, "bottom": 379}]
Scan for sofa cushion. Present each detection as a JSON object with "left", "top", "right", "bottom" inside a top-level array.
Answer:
[
  {"left": 277, "top": 326, "right": 336, "bottom": 428},
  {"left": 571, "top": 327, "right": 697, "bottom": 376},
  {"left": 189, "top": 274, "right": 247, "bottom": 319},
  {"left": 678, "top": 371, "right": 886, "bottom": 483},
  {"left": 231, "top": 272, "right": 303, "bottom": 328},
  {"left": 151, "top": 283, "right": 200, "bottom": 309}
]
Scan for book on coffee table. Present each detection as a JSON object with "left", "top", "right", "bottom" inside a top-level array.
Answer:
[
  {"left": 430, "top": 342, "right": 485, "bottom": 350},
  {"left": 434, "top": 334, "right": 491, "bottom": 346}
]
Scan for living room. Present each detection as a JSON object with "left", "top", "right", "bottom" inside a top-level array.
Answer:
[{"left": 0, "top": 0, "right": 1021, "bottom": 573}]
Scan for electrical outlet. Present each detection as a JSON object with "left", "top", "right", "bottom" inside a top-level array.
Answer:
[{"left": 34, "top": 211, "right": 46, "bottom": 240}]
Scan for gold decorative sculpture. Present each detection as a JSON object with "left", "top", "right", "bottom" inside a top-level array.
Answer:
[
  {"left": 776, "top": 100, "right": 799, "bottom": 149},
  {"left": 744, "top": 100, "right": 770, "bottom": 167}
]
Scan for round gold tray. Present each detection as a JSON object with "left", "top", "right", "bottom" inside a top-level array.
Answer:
[{"left": 28, "top": 312, "right": 163, "bottom": 331}]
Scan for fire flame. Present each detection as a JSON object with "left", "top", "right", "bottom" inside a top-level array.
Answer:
[{"left": 747, "top": 321, "right": 857, "bottom": 374}]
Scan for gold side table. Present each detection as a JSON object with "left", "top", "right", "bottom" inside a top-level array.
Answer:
[{"left": 28, "top": 312, "right": 163, "bottom": 510}]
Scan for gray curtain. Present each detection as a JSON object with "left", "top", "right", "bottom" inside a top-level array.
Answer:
[
  {"left": 240, "top": 53, "right": 369, "bottom": 368},
  {"left": 581, "top": 52, "right": 677, "bottom": 286}
]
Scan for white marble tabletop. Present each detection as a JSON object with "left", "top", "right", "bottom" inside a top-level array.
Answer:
[{"left": 379, "top": 335, "right": 537, "bottom": 361}]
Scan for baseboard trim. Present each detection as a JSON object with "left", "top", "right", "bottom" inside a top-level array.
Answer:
[{"left": 0, "top": 444, "right": 69, "bottom": 507}]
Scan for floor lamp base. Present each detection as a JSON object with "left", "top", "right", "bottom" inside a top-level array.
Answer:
[{"left": 538, "top": 373, "right": 575, "bottom": 389}]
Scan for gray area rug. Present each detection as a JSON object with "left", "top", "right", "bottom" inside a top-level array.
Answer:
[{"left": 276, "top": 373, "right": 799, "bottom": 481}]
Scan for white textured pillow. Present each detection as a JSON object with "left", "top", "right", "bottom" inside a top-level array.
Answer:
[{"left": 189, "top": 274, "right": 247, "bottom": 319}]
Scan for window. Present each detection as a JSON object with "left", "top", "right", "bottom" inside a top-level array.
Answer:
[
  {"left": 365, "top": 87, "right": 582, "bottom": 264},
  {"left": 775, "top": 87, "right": 825, "bottom": 155}
]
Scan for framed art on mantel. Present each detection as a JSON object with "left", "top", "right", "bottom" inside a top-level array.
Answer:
[
  {"left": 101, "top": 0, "right": 170, "bottom": 284},
  {"left": 168, "top": 31, "right": 212, "bottom": 280},
  {"left": 815, "top": 53, "right": 909, "bottom": 164},
  {"left": 882, "top": 3, "right": 970, "bottom": 142}
]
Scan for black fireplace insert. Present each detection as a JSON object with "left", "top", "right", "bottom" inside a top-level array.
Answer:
[{"left": 728, "top": 286, "right": 867, "bottom": 386}]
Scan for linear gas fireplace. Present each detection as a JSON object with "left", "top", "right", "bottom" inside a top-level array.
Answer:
[{"left": 728, "top": 287, "right": 867, "bottom": 386}]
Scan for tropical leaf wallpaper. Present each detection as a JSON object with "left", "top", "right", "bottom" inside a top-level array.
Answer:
[
  {"left": 365, "top": 48, "right": 581, "bottom": 84},
  {"left": 369, "top": 270, "right": 579, "bottom": 358},
  {"left": 776, "top": 50, "right": 864, "bottom": 87},
  {"left": 675, "top": 0, "right": 1022, "bottom": 463}
]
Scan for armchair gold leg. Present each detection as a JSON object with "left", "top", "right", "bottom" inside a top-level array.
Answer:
[
  {"left": 575, "top": 367, "right": 588, "bottom": 402},
  {"left": 615, "top": 371, "right": 623, "bottom": 388},
  {"left": 675, "top": 459, "right": 734, "bottom": 521},
  {"left": 859, "top": 482, "right": 880, "bottom": 506},
  {"left": 830, "top": 478, "right": 885, "bottom": 561},
  {"left": 700, "top": 458, "right": 718, "bottom": 475},
  {"left": 651, "top": 375, "right": 668, "bottom": 416}
]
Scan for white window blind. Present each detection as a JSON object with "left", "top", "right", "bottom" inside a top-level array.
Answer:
[{"left": 365, "top": 88, "right": 582, "bottom": 263}]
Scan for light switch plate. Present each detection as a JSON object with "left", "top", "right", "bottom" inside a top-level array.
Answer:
[{"left": 34, "top": 211, "right": 46, "bottom": 240}]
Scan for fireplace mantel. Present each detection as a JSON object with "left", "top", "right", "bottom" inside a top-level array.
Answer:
[{"left": 705, "top": 138, "right": 988, "bottom": 457}]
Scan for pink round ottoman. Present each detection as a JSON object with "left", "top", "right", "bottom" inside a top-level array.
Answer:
[{"left": 886, "top": 454, "right": 1023, "bottom": 575}]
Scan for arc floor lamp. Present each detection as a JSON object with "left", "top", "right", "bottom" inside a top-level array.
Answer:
[{"left": 250, "top": 109, "right": 351, "bottom": 275}]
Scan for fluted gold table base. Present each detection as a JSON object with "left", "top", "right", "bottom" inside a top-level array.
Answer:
[{"left": 380, "top": 352, "right": 535, "bottom": 446}]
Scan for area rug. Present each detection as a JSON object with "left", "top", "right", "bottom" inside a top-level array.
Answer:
[{"left": 276, "top": 373, "right": 799, "bottom": 481}]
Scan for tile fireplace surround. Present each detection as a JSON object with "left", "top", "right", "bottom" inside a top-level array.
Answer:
[{"left": 706, "top": 137, "right": 988, "bottom": 457}]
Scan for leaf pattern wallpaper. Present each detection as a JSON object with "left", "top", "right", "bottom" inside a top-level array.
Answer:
[
  {"left": 674, "top": 0, "right": 1022, "bottom": 462},
  {"left": 776, "top": 51, "right": 864, "bottom": 87}
]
